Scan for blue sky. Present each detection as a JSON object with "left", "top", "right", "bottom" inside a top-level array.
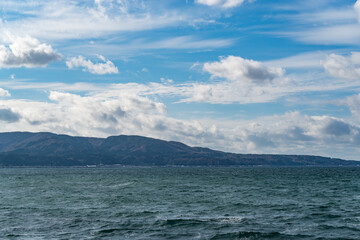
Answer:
[{"left": 1, "top": 0, "right": 360, "bottom": 159}]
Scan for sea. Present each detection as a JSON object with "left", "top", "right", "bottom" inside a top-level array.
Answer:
[{"left": 0, "top": 167, "right": 359, "bottom": 239}]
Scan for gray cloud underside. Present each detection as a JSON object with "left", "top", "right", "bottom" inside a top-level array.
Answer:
[
  {"left": 1, "top": 50, "right": 61, "bottom": 67},
  {"left": 0, "top": 108, "right": 20, "bottom": 122}
]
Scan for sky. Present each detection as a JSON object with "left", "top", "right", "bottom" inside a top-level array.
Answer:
[{"left": 0, "top": 0, "right": 360, "bottom": 160}]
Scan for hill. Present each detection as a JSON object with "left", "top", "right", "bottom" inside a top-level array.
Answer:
[{"left": 0, "top": 132, "right": 357, "bottom": 167}]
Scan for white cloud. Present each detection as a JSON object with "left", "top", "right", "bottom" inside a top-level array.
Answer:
[
  {"left": 289, "top": 24, "right": 360, "bottom": 46},
  {"left": 355, "top": 0, "right": 360, "bottom": 22},
  {"left": 179, "top": 79, "right": 305, "bottom": 104},
  {"left": 339, "top": 93, "right": 360, "bottom": 120},
  {"left": 196, "top": 0, "right": 223, "bottom": 6},
  {"left": 66, "top": 55, "right": 119, "bottom": 75},
  {"left": 0, "top": 88, "right": 10, "bottom": 97},
  {"left": 63, "top": 36, "right": 234, "bottom": 57},
  {"left": 195, "top": 0, "right": 245, "bottom": 8},
  {"left": 322, "top": 52, "right": 360, "bottom": 79},
  {"left": 149, "top": 36, "right": 233, "bottom": 49},
  {"left": 203, "top": 56, "right": 285, "bottom": 84},
  {"left": 0, "top": 35, "right": 62, "bottom": 68},
  {"left": 289, "top": 7, "right": 357, "bottom": 25},
  {"left": 265, "top": 51, "right": 328, "bottom": 69},
  {"left": 0, "top": 1, "right": 189, "bottom": 41},
  {"left": 183, "top": 55, "right": 288, "bottom": 103},
  {"left": 277, "top": 2, "right": 360, "bottom": 46}
]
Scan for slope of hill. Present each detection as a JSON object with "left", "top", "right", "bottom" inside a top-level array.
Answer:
[{"left": 0, "top": 132, "right": 357, "bottom": 166}]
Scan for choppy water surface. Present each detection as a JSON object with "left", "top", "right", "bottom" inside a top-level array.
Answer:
[{"left": 0, "top": 167, "right": 360, "bottom": 239}]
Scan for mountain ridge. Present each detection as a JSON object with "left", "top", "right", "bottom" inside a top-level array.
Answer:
[{"left": 0, "top": 131, "right": 357, "bottom": 167}]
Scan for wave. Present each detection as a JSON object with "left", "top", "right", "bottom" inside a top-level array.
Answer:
[
  {"left": 210, "top": 231, "right": 309, "bottom": 240},
  {"left": 107, "top": 182, "right": 135, "bottom": 188},
  {"left": 156, "top": 215, "right": 245, "bottom": 227}
]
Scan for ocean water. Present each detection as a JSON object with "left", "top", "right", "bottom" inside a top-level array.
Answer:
[{"left": 0, "top": 167, "right": 360, "bottom": 239}]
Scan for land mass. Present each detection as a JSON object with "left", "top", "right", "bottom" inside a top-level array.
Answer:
[{"left": 0, "top": 132, "right": 357, "bottom": 167}]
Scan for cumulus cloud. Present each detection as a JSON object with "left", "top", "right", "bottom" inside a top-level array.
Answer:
[
  {"left": 0, "top": 88, "right": 10, "bottom": 97},
  {"left": 0, "top": 108, "right": 20, "bottom": 122},
  {"left": 203, "top": 56, "right": 285, "bottom": 84},
  {"left": 0, "top": 91, "right": 214, "bottom": 144},
  {"left": 196, "top": 0, "right": 246, "bottom": 8},
  {"left": 0, "top": 35, "right": 62, "bottom": 68},
  {"left": 171, "top": 55, "right": 288, "bottom": 104},
  {"left": 0, "top": 90, "right": 219, "bottom": 150},
  {"left": 322, "top": 52, "right": 360, "bottom": 79},
  {"left": 66, "top": 55, "right": 119, "bottom": 75},
  {"left": 0, "top": 91, "right": 166, "bottom": 136}
]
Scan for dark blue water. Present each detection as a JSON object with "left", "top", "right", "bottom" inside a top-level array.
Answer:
[{"left": 0, "top": 167, "right": 360, "bottom": 239}]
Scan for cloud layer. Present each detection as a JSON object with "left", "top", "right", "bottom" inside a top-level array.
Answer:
[
  {"left": 0, "top": 91, "right": 359, "bottom": 159},
  {"left": 0, "top": 1, "right": 188, "bottom": 40},
  {"left": 277, "top": 1, "right": 360, "bottom": 46}
]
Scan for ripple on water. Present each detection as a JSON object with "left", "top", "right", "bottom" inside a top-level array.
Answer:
[{"left": 0, "top": 167, "right": 360, "bottom": 239}]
